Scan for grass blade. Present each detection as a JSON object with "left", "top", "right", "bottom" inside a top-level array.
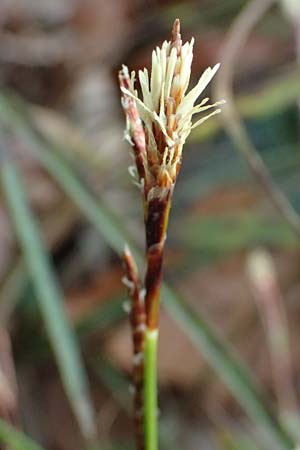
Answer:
[
  {"left": 0, "top": 419, "right": 46, "bottom": 450},
  {"left": 0, "top": 257, "right": 25, "bottom": 326},
  {"left": 0, "top": 93, "right": 294, "bottom": 449},
  {"left": 0, "top": 159, "right": 97, "bottom": 444}
]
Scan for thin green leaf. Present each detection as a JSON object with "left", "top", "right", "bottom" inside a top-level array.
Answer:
[
  {"left": 0, "top": 419, "right": 46, "bottom": 450},
  {"left": 0, "top": 257, "right": 25, "bottom": 326},
  {"left": 0, "top": 160, "right": 97, "bottom": 444},
  {"left": 0, "top": 93, "right": 294, "bottom": 449}
]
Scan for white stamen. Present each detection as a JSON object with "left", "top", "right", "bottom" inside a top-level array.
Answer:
[
  {"left": 191, "top": 108, "right": 222, "bottom": 129},
  {"left": 122, "top": 276, "right": 135, "bottom": 291}
]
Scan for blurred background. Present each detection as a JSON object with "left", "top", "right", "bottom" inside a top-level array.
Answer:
[{"left": 0, "top": 0, "right": 300, "bottom": 449}]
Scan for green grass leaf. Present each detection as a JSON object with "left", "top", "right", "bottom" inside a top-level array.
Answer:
[
  {"left": 0, "top": 160, "right": 97, "bottom": 444},
  {"left": 0, "top": 419, "right": 46, "bottom": 450}
]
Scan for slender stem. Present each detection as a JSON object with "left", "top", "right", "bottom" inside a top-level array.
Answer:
[{"left": 144, "top": 328, "right": 158, "bottom": 450}]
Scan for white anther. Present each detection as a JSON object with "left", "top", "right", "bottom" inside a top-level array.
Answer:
[
  {"left": 122, "top": 276, "right": 135, "bottom": 291},
  {"left": 128, "top": 165, "right": 137, "bottom": 178},
  {"left": 139, "top": 288, "right": 146, "bottom": 301}
]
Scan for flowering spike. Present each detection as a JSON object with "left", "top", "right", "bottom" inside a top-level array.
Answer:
[{"left": 119, "top": 19, "right": 224, "bottom": 197}]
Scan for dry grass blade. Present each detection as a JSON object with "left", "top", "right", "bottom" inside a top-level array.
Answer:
[{"left": 247, "top": 249, "right": 300, "bottom": 438}]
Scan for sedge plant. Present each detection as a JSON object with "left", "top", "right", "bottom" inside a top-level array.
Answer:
[{"left": 119, "top": 19, "right": 224, "bottom": 450}]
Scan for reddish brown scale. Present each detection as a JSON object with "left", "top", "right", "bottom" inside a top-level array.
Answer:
[
  {"left": 144, "top": 126, "right": 150, "bottom": 148},
  {"left": 119, "top": 70, "right": 147, "bottom": 184},
  {"left": 153, "top": 121, "right": 166, "bottom": 156}
]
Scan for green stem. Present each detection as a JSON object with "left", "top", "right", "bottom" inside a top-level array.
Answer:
[{"left": 144, "top": 328, "right": 158, "bottom": 450}]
